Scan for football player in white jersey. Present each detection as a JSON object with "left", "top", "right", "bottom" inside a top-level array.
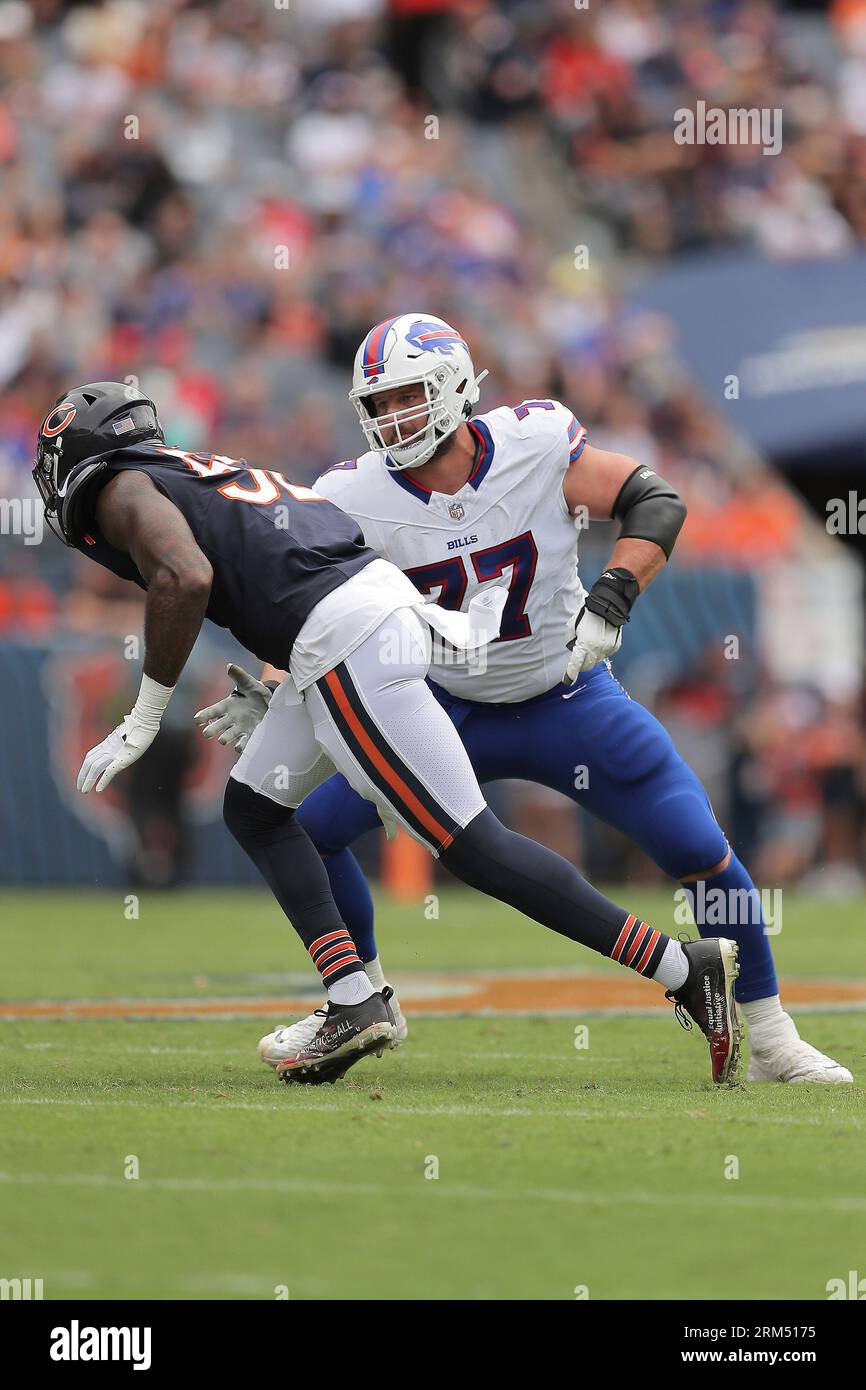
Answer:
[{"left": 199, "top": 313, "right": 851, "bottom": 1085}]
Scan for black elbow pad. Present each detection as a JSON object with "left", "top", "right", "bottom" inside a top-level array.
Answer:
[{"left": 612, "top": 466, "right": 686, "bottom": 560}]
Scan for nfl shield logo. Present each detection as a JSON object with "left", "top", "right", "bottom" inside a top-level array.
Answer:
[{"left": 448, "top": 500, "right": 465, "bottom": 521}]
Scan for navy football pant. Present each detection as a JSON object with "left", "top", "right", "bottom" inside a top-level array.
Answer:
[{"left": 296, "top": 661, "right": 778, "bottom": 1002}]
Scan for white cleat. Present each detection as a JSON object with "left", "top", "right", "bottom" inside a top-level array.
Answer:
[
  {"left": 747, "top": 1039, "right": 853, "bottom": 1084},
  {"left": 390, "top": 997, "right": 409, "bottom": 1046},
  {"left": 258, "top": 1011, "right": 327, "bottom": 1068},
  {"left": 258, "top": 995, "right": 408, "bottom": 1067}
]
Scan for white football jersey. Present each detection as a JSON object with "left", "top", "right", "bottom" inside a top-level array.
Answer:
[{"left": 314, "top": 399, "right": 588, "bottom": 703}]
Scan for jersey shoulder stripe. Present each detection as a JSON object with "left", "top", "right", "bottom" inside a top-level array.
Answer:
[{"left": 476, "top": 399, "right": 587, "bottom": 465}]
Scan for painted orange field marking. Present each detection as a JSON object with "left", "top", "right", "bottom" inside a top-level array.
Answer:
[{"left": 1, "top": 972, "right": 865, "bottom": 1021}]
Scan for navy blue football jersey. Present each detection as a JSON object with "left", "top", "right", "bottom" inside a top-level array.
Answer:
[{"left": 72, "top": 444, "right": 377, "bottom": 665}]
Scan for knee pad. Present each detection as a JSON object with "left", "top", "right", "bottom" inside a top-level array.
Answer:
[
  {"left": 223, "top": 775, "right": 295, "bottom": 847},
  {"left": 648, "top": 790, "right": 728, "bottom": 881}
]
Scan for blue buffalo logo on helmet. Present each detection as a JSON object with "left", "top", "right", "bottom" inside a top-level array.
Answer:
[{"left": 405, "top": 319, "right": 468, "bottom": 356}]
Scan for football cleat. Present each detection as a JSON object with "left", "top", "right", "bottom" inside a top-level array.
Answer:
[
  {"left": 259, "top": 994, "right": 408, "bottom": 1068},
  {"left": 666, "top": 937, "right": 742, "bottom": 1085},
  {"left": 277, "top": 988, "right": 397, "bottom": 1086},
  {"left": 747, "top": 1036, "right": 853, "bottom": 1084},
  {"left": 258, "top": 1010, "right": 328, "bottom": 1068},
  {"left": 390, "top": 998, "right": 409, "bottom": 1046}
]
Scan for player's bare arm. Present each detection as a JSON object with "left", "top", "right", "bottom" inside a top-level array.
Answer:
[
  {"left": 563, "top": 443, "right": 683, "bottom": 589},
  {"left": 562, "top": 443, "right": 687, "bottom": 684},
  {"left": 96, "top": 469, "right": 213, "bottom": 687},
  {"left": 260, "top": 663, "right": 285, "bottom": 684},
  {"left": 77, "top": 471, "right": 213, "bottom": 793}
]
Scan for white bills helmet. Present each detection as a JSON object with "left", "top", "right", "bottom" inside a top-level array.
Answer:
[{"left": 349, "top": 313, "right": 488, "bottom": 470}]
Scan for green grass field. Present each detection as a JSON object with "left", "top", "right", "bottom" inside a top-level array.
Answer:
[{"left": 0, "top": 887, "right": 864, "bottom": 1300}]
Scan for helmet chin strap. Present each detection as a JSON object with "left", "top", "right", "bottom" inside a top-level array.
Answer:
[
  {"left": 384, "top": 440, "right": 437, "bottom": 471},
  {"left": 386, "top": 414, "right": 480, "bottom": 474}
]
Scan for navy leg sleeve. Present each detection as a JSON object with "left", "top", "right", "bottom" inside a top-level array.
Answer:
[
  {"left": 223, "top": 777, "right": 363, "bottom": 984},
  {"left": 295, "top": 774, "right": 382, "bottom": 962}
]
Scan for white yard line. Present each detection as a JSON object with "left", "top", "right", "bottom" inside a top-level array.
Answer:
[
  {"left": 0, "top": 1095, "right": 860, "bottom": 1127},
  {"left": 0, "top": 1168, "right": 864, "bottom": 1213},
  {"left": 2, "top": 1003, "right": 866, "bottom": 1021}
]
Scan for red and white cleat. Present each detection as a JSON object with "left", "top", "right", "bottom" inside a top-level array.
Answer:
[{"left": 666, "top": 937, "right": 742, "bottom": 1085}]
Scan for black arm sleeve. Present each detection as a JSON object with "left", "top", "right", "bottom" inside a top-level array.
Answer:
[{"left": 612, "top": 466, "right": 686, "bottom": 560}]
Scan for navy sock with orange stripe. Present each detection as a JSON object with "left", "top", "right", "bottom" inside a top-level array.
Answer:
[
  {"left": 606, "top": 917, "right": 675, "bottom": 984},
  {"left": 223, "top": 778, "right": 367, "bottom": 991},
  {"left": 441, "top": 807, "right": 671, "bottom": 977}
]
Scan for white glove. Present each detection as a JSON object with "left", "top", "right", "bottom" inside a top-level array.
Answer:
[
  {"left": 564, "top": 606, "right": 623, "bottom": 685},
  {"left": 194, "top": 663, "right": 273, "bottom": 751},
  {"left": 78, "top": 673, "right": 174, "bottom": 793},
  {"left": 77, "top": 717, "right": 158, "bottom": 794}
]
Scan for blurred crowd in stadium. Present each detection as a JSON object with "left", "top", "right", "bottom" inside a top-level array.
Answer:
[{"left": 1, "top": 0, "right": 864, "bottom": 889}]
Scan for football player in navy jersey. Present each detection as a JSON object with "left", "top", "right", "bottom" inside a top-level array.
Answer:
[{"left": 35, "top": 381, "right": 744, "bottom": 1086}]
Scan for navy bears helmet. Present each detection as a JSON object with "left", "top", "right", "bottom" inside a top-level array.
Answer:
[{"left": 33, "top": 382, "right": 164, "bottom": 544}]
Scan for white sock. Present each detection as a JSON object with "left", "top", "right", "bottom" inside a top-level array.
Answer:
[
  {"left": 652, "top": 938, "right": 689, "bottom": 991},
  {"left": 741, "top": 995, "right": 797, "bottom": 1050},
  {"left": 328, "top": 969, "right": 375, "bottom": 1006},
  {"left": 365, "top": 954, "right": 402, "bottom": 1015},
  {"left": 365, "top": 954, "right": 387, "bottom": 991}
]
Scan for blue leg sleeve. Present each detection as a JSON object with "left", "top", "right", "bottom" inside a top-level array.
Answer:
[
  {"left": 679, "top": 853, "right": 778, "bottom": 1002},
  {"left": 461, "top": 667, "right": 779, "bottom": 1003}
]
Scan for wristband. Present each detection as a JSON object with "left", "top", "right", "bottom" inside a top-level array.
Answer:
[
  {"left": 131, "top": 673, "right": 175, "bottom": 731},
  {"left": 584, "top": 568, "right": 640, "bottom": 628}
]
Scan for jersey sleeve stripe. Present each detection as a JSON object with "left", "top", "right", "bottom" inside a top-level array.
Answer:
[{"left": 569, "top": 427, "right": 587, "bottom": 464}]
